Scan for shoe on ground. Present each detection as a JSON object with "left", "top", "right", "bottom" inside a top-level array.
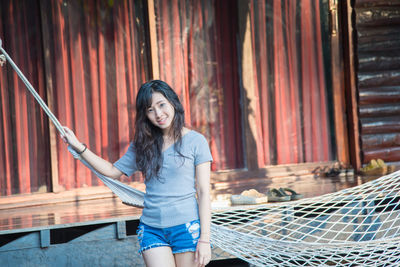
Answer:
[
  {"left": 279, "top": 188, "right": 303, "bottom": 201},
  {"left": 230, "top": 194, "right": 269, "bottom": 205},
  {"left": 230, "top": 189, "right": 268, "bottom": 205},
  {"left": 266, "top": 188, "right": 290, "bottom": 202},
  {"left": 360, "top": 159, "right": 387, "bottom": 176}
]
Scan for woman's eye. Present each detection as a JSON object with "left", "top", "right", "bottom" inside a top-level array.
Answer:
[
  {"left": 160, "top": 103, "right": 165, "bottom": 107},
  {"left": 147, "top": 108, "right": 153, "bottom": 113}
]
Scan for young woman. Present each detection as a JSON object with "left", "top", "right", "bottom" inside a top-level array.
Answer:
[{"left": 62, "top": 80, "right": 213, "bottom": 267}]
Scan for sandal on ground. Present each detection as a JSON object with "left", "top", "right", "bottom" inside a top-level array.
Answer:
[
  {"left": 323, "top": 167, "right": 341, "bottom": 177},
  {"left": 230, "top": 194, "right": 269, "bottom": 205},
  {"left": 279, "top": 188, "right": 303, "bottom": 201},
  {"left": 230, "top": 189, "right": 269, "bottom": 205},
  {"left": 360, "top": 159, "right": 387, "bottom": 176},
  {"left": 266, "top": 188, "right": 290, "bottom": 202},
  {"left": 313, "top": 162, "right": 343, "bottom": 177}
]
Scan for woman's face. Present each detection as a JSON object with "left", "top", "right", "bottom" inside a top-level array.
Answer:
[{"left": 146, "top": 92, "right": 175, "bottom": 134}]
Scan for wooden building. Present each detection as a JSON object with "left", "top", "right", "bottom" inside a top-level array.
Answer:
[
  {"left": 0, "top": 0, "right": 400, "bottom": 265},
  {"left": 0, "top": 0, "right": 358, "bottom": 195}
]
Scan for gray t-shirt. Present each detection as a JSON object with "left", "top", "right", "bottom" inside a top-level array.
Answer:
[{"left": 113, "top": 130, "right": 213, "bottom": 228}]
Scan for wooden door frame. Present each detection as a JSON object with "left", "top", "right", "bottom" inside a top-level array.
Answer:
[
  {"left": 339, "top": 0, "right": 362, "bottom": 170},
  {"left": 331, "top": 0, "right": 351, "bottom": 167}
]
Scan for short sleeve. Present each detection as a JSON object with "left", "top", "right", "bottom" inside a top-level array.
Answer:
[
  {"left": 113, "top": 143, "right": 137, "bottom": 177},
  {"left": 194, "top": 134, "right": 213, "bottom": 166}
]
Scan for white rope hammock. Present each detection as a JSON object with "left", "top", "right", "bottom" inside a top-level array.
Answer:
[
  {"left": 211, "top": 172, "right": 400, "bottom": 266},
  {"left": 2, "top": 39, "right": 400, "bottom": 266}
]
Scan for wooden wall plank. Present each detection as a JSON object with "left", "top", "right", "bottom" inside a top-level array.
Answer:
[
  {"left": 147, "top": 0, "right": 159, "bottom": 80},
  {"left": 354, "top": 0, "right": 400, "bottom": 166},
  {"left": 331, "top": 0, "right": 350, "bottom": 165},
  {"left": 237, "top": 0, "right": 264, "bottom": 170},
  {"left": 343, "top": 0, "right": 362, "bottom": 170},
  {"left": 39, "top": 0, "right": 60, "bottom": 192}
]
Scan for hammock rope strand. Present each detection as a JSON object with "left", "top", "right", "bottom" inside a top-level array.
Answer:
[
  {"left": 0, "top": 39, "right": 65, "bottom": 136},
  {"left": 0, "top": 38, "right": 145, "bottom": 207}
]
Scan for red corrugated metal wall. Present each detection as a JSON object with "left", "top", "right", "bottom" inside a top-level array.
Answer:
[
  {"left": 249, "top": 0, "right": 333, "bottom": 165},
  {"left": 0, "top": 0, "right": 334, "bottom": 196},
  {"left": 44, "top": 0, "right": 150, "bottom": 190},
  {"left": 153, "top": 0, "right": 244, "bottom": 170},
  {"left": 0, "top": 0, "right": 50, "bottom": 195},
  {"left": 0, "top": 0, "right": 150, "bottom": 194}
]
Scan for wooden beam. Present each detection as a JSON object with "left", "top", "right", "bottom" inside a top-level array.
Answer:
[
  {"left": 116, "top": 221, "right": 127, "bottom": 240},
  {"left": 330, "top": 0, "right": 350, "bottom": 166},
  {"left": 237, "top": 1, "right": 264, "bottom": 170},
  {"left": 211, "top": 161, "right": 346, "bottom": 183},
  {"left": 342, "top": 0, "right": 362, "bottom": 170},
  {"left": 147, "top": 0, "right": 160, "bottom": 80},
  {"left": 39, "top": 0, "right": 61, "bottom": 192},
  {"left": 40, "top": 229, "right": 50, "bottom": 248}
]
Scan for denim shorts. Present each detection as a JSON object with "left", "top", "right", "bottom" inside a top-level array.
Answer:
[{"left": 136, "top": 220, "right": 201, "bottom": 254}]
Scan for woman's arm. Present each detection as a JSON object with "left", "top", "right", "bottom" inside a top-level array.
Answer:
[
  {"left": 62, "top": 127, "right": 123, "bottom": 179},
  {"left": 195, "top": 161, "right": 212, "bottom": 266}
]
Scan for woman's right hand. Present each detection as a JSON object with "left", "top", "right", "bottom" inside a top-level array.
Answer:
[
  {"left": 61, "top": 126, "right": 85, "bottom": 152},
  {"left": 61, "top": 127, "right": 123, "bottom": 179}
]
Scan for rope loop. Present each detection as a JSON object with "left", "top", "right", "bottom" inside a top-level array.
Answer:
[{"left": 0, "top": 54, "right": 6, "bottom": 67}]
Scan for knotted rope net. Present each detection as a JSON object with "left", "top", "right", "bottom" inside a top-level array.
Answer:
[
  {"left": 211, "top": 171, "right": 400, "bottom": 266},
  {"left": 2, "top": 39, "right": 400, "bottom": 266}
]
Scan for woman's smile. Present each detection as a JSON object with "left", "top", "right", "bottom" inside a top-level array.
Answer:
[
  {"left": 157, "top": 117, "right": 167, "bottom": 124},
  {"left": 147, "top": 92, "right": 175, "bottom": 133}
]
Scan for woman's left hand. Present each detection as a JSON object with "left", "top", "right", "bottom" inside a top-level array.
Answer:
[{"left": 195, "top": 241, "right": 211, "bottom": 266}]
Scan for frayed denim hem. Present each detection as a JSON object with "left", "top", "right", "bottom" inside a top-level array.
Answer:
[
  {"left": 139, "top": 243, "right": 170, "bottom": 255},
  {"left": 173, "top": 248, "right": 197, "bottom": 254}
]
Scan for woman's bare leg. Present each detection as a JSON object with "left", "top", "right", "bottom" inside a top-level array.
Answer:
[
  {"left": 174, "top": 251, "right": 197, "bottom": 267},
  {"left": 142, "top": 246, "right": 176, "bottom": 267}
]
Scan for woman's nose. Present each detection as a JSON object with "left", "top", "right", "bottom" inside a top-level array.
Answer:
[{"left": 154, "top": 108, "right": 161, "bottom": 118}]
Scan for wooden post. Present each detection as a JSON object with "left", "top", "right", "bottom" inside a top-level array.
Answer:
[
  {"left": 40, "top": 229, "right": 50, "bottom": 248},
  {"left": 330, "top": 0, "right": 350, "bottom": 166},
  {"left": 237, "top": 1, "right": 263, "bottom": 170},
  {"left": 39, "top": 0, "right": 61, "bottom": 192},
  {"left": 116, "top": 221, "right": 127, "bottom": 240},
  {"left": 342, "top": 0, "right": 361, "bottom": 170},
  {"left": 147, "top": 0, "right": 160, "bottom": 80}
]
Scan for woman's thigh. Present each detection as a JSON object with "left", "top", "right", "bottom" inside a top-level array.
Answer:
[
  {"left": 174, "top": 251, "right": 197, "bottom": 267},
  {"left": 142, "top": 246, "right": 176, "bottom": 267}
]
